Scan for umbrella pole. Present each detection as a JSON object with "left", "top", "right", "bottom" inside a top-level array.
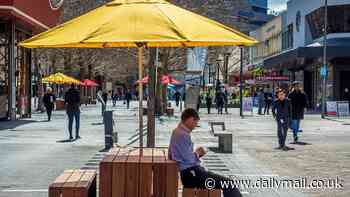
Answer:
[{"left": 138, "top": 47, "right": 144, "bottom": 150}]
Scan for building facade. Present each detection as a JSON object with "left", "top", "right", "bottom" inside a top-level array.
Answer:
[
  {"left": 250, "top": 0, "right": 350, "bottom": 110},
  {"left": 0, "top": 0, "right": 61, "bottom": 120}
]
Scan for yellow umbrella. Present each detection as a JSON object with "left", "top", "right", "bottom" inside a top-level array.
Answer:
[
  {"left": 19, "top": 0, "right": 257, "bottom": 148},
  {"left": 42, "top": 72, "right": 82, "bottom": 85}
]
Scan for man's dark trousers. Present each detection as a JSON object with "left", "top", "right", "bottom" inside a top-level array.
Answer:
[
  {"left": 277, "top": 119, "right": 288, "bottom": 147},
  {"left": 67, "top": 111, "right": 80, "bottom": 138},
  {"left": 180, "top": 166, "right": 242, "bottom": 197}
]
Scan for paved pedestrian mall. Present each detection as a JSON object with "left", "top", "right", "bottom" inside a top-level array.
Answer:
[{"left": 0, "top": 101, "right": 349, "bottom": 197}]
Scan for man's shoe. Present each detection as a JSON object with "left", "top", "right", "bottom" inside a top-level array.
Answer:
[
  {"left": 69, "top": 137, "right": 74, "bottom": 141},
  {"left": 294, "top": 136, "right": 298, "bottom": 143},
  {"left": 284, "top": 146, "right": 295, "bottom": 150},
  {"left": 76, "top": 136, "right": 81, "bottom": 139},
  {"left": 275, "top": 146, "right": 283, "bottom": 150},
  {"left": 299, "top": 130, "right": 303, "bottom": 132}
]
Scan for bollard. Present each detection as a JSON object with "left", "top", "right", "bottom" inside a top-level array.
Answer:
[{"left": 104, "top": 111, "right": 114, "bottom": 150}]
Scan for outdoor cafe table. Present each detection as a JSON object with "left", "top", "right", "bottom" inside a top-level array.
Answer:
[{"left": 99, "top": 147, "right": 178, "bottom": 197}]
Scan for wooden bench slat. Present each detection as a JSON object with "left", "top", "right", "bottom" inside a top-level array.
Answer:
[
  {"left": 100, "top": 149, "right": 120, "bottom": 197},
  {"left": 111, "top": 151, "right": 129, "bottom": 197},
  {"left": 153, "top": 148, "right": 166, "bottom": 197},
  {"left": 125, "top": 154, "right": 140, "bottom": 197},
  {"left": 140, "top": 149, "right": 153, "bottom": 197},
  {"left": 165, "top": 161, "right": 178, "bottom": 197},
  {"left": 208, "top": 189, "right": 221, "bottom": 197},
  {"left": 49, "top": 170, "right": 75, "bottom": 197},
  {"left": 62, "top": 170, "right": 85, "bottom": 197}
]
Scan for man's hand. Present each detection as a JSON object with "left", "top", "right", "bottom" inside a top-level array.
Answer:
[{"left": 195, "top": 147, "right": 207, "bottom": 158}]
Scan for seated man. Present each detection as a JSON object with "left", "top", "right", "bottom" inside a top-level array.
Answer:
[{"left": 168, "top": 108, "right": 242, "bottom": 197}]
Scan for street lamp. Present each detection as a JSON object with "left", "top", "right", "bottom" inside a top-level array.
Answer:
[
  {"left": 321, "top": 0, "right": 328, "bottom": 118},
  {"left": 224, "top": 53, "right": 230, "bottom": 84},
  {"left": 216, "top": 58, "right": 223, "bottom": 91},
  {"left": 240, "top": 47, "right": 244, "bottom": 118}
]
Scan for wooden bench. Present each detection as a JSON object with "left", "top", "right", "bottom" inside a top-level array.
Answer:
[
  {"left": 208, "top": 122, "right": 232, "bottom": 153},
  {"left": 49, "top": 169, "right": 97, "bottom": 197},
  {"left": 182, "top": 188, "right": 221, "bottom": 197},
  {"left": 99, "top": 147, "right": 178, "bottom": 197}
]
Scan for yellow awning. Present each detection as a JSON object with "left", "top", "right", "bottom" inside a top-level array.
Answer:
[
  {"left": 42, "top": 72, "right": 82, "bottom": 85},
  {"left": 19, "top": 0, "right": 257, "bottom": 48}
]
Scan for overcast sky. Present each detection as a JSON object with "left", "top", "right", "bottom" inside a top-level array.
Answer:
[{"left": 268, "top": 0, "right": 288, "bottom": 12}]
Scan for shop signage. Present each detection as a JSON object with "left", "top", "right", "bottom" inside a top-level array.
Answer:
[
  {"left": 256, "top": 76, "right": 289, "bottom": 81},
  {"left": 320, "top": 65, "right": 328, "bottom": 77},
  {"left": 337, "top": 101, "right": 350, "bottom": 117},
  {"left": 243, "top": 97, "right": 253, "bottom": 113},
  {"left": 326, "top": 101, "right": 337, "bottom": 116}
]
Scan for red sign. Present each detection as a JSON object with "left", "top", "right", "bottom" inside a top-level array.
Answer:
[{"left": 256, "top": 76, "right": 289, "bottom": 81}]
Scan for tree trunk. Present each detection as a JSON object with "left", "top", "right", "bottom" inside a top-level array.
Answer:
[{"left": 147, "top": 48, "right": 156, "bottom": 148}]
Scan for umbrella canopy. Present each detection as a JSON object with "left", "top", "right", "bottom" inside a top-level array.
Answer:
[
  {"left": 135, "top": 75, "right": 181, "bottom": 85},
  {"left": 19, "top": 0, "right": 257, "bottom": 48},
  {"left": 19, "top": 0, "right": 257, "bottom": 148},
  {"left": 81, "top": 79, "right": 99, "bottom": 87},
  {"left": 42, "top": 72, "right": 82, "bottom": 85}
]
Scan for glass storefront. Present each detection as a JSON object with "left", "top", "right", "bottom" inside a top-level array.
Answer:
[
  {"left": 0, "top": 21, "right": 31, "bottom": 119},
  {"left": 306, "top": 4, "right": 350, "bottom": 40},
  {"left": 0, "top": 23, "right": 9, "bottom": 118}
]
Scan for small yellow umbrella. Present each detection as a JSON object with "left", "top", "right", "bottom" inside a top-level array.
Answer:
[
  {"left": 19, "top": 0, "right": 257, "bottom": 148},
  {"left": 42, "top": 72, "right": 82, "bottom": 85}
]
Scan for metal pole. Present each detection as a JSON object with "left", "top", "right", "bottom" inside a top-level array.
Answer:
[
  {"left": 138, "top": 47, "right": 144, "bottom": 148},
  {"left": 240, "top": 47, "right": 244, "bottom": 118},
  {"left": 321, "top": 0, "right": 328, "bottom": 118},
  {"left": 9, "top": 21, "right": 16, "bottom": 120}
]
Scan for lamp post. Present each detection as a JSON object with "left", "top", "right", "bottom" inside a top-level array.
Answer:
[
  {"left": 224, "top": 53, "right": 230, "bottom": 84},
  {"left": 321, "top": 0, "right": 328, "bottom": 118},
  {"left": 240, "top": 47, "right": 244, "bottom": 118},
  {"left": 216, "top": 59, "right": 223, "bottom": 92}
]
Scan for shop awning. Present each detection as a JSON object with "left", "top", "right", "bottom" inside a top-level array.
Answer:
[{"left": 264, "top": 38, "right": 350, "bottom": 70}]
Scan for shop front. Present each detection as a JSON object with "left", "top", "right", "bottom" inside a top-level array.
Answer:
[
  {"left": 264, "top": 40, "right": 350, "bottom": 110},
  {"left": 0, "top": 0, "right": 61, "bottom": 120}
]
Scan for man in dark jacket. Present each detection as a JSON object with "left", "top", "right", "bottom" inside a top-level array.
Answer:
[
  {"left": 64, "top": 84, "right": 81, "bottom": 141},
  {"left": 43, "top": 87, "right": 56, "bottom": 121},
  {"left": 125, "top": 89, "right": 132, "bottom": 109},
  {"left": 205, "top": 92, "right": 212, "bottom": 114},
  {"left": 215, "top": 90, "right": 225, "bottom": 114},
  {"left": 288, "top": 81, "right": 307, "bottom": 143},
  {"left": 174, "top": 91, "right": 181, "bottom": 107},
  {"left": 272, "top": 89, "right": 294, "bottom": 151}
]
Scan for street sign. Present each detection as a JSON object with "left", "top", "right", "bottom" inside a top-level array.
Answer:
[{"left": 320, "top": 65, "right": 328, "bottom": 77}]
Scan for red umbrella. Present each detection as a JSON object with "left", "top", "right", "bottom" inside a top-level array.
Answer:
[
  {"left": 135, "top": 75, "right": 181, "bottom": 85},
  {"left": 161, "top": 75, "right": 181, "bottom": 85},
  {"left": 81, "top": 79, "right": 99, "bottom": 86}
]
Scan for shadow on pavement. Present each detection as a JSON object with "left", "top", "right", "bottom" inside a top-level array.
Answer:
[
  {"left": 290, "top": 141, "right": 312, "bottom": 145},
  {"left": 56, "top": 139, "right": 75, "bottom": 143},
  {"left": 0, "top": 120, "right": 38, "bottom": 131}
]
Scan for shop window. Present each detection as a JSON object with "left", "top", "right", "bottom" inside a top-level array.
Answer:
[{"left": 306, "top": 4, "right": 350, "bottom": 40}]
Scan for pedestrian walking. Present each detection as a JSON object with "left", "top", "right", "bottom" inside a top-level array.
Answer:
[
  {"left": 205, "top": 92, "right": 212, "bottom": 114},
  {"left": 215, "top": 90, "right": 225, "bottom": 114},
  {"left": 196, "top": 94, "right": 202, "bottom": 112},
  {"left": 272, "top": 89, "right": 294, "bottom": 151},
  {"left": 343, "top": 88, "right": 350, "bottom": 111},
  {"left": 257, "top": 88, "right": 265, "bottom": 115},
  {"left": 288, "top": 81, "right": 307, "bottom": 143},
  {"left": 64, "top": 84, "right": 81, "bottom": 141},
  {"left": 264, "top": 91, "right": 273, "bottom": 115},
  {"left": 224, "top": 88, "right": 229, "bottom": 114},
  {"left": 112, "top": 92, "right": 118, "bottom": 107},
  {"left": 174, "top": 91, "right": 181, "bottom": 107},
  {"left": 125, "top": 89, "right": 132, "bottom": 109},
  {"left": 43, "top": 87, "right": 56, "bottom": 121}
]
